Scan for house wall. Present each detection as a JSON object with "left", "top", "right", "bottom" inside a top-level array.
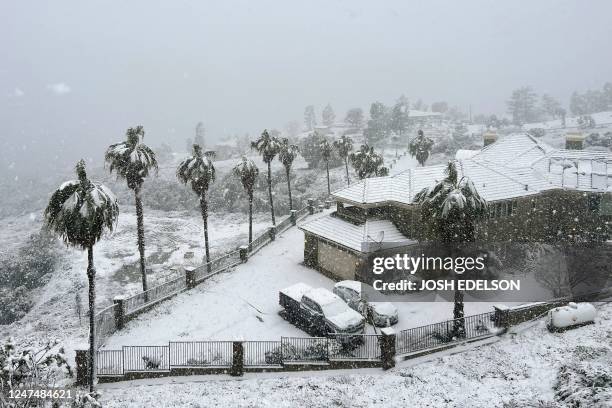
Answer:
[{"left": 317, "top": 241, "right": 358, "bottom": 281}]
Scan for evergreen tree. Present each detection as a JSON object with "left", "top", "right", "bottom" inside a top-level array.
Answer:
[
  {"left": 333, "top": 135, "right": 354, "bottom": 186},
  {"left": 233, "top": 157, "right": 259, "bottom": 248},
  {"left": 105, "top": 125, "right": 158, "bottom": 298},
  {"left": 177, "top": 145, "right": 216, "bottom": 269},
  {"left": 278, "top": 138, "right": 300, "bottom": 210},
  {"left": 507, "top": 86, "right": 539, "bottom": 125},
  {"left": 541, "top": 94, "right": 562, "bottom": 119},
  {"left": 365, "top": 102, "right": 390, "bottom": 145},
  {"left": 304, "top": 105, "right": 316, "bottom": 131},
  {"left": 431, "top": 101, "right": 449, "bottom": 113},
  {"left": 390, "top": 98, "right": 409, "bottom": 138},
  {"left": 44, "top": 160, "right": 119, "bottom": 391},
  {"left": 345, "top": 108, "right": 364, "bottom": 129},
  {"left": 322, "top": 104, "right": 336, "bottom": 127},
  {"left": 349, "top": 145, "right": 388, "bottom": 179},
  {"left": 252, "top": 130, "right": 281, "bottom": 225},
  {"left": 409, "top": 129, "right": 434, "bottom": 166},
  {"left": 319, "top": 138, "right": 333, "bottom": 195},
  {"left": 300, "top": 131, "right": 324, "bottom": 169},
  {"left": 413, "top": 161, "right": 487, "bottom": 338}
]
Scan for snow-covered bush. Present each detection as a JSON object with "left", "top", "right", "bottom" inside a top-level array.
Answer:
[
  {"left": 0, "top": 338, "right": 73, "bottom": 405},
  {"left": 0, "top": 230, "right": 60, "bottom": 324}
]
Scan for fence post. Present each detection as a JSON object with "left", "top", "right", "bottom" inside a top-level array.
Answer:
[
  {"left": 269, "top": 226, "right": 276, "bottom": 241},
  {"left": 185, "top": 267, "right": 196, "bottom": 289},
  {"left": 290, "top": 209, "right": 297, "bottom": 225},
  {"left": 493, "top": 305, "right": 510, "bottom": 329},
  {"left": 113, "top": 296, "right": 126, "bottom": 330},
  {"left": 230, "top": 341, "right": 244, "bottom": 376},
  {"left": 324, "top": 200, "right": 332, "bottom": 209},
  {"left": 75, "top": 346, "right": 90, "bottom": 386},
  {"left": 380, "top": 328, "right": 396, "bottom": 370},
  {"left": 239, "top": 245, "right": 249, "bottom": 263},
  {"left": 307, "top": 198, "right": 315, "bottom": 215},
  {"left": 318, "top": 204, "right": 324, "bottom": 213}
]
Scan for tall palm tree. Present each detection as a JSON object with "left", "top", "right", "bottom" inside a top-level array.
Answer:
[
  {"left": 105, "top": 126, "right": 158, "bottom": 298},
  {"left": 278, "top": 138, "right": 300, "bottom": 211},
  {"left": 333, "top": 135, "right": 353, "bottom": 186},
  {"left": 413, "top": 161, "right": 487, "bottom": 337},
  {"left": 44, "top": 160, "right": 119, "bottom": 391},
  {"left": 177, "top": 144, "right": 216, "bottom": 270},
  {"left": 349, "top": 145, "right": 388, "bottom": 179},
  {"left": 251, "top": 130, "right": 281, "bottom": 225},
  {"left": 409, "top": 129, "right": 434, "bottom": 166},
  {"left": 233, "top": 156, "right": 259, "bottom": 248},
  {"left": 319, "top": 138, "right": 333, "bottom": 195}
]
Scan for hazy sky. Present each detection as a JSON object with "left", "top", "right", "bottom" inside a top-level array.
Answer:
[{"left": 2, "top": 0, "right": 612, "bottom": 176}]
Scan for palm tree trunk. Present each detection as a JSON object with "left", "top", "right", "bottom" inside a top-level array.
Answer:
[
  {"left": 452, "top": 289, "right": 466, "bottom": 338},
  {"left": 86, "top": 245, "right": 96, "bottom": 392},
  {"left": 344, "top": 157, "right": 350, "bottom": 186},
  {"left": 325, "top": 160, "right": 330, "bottom": 195},
  {"left": 134, "top": 187, "right": 148, "bottom": 301},
  {"left": 267, "top": 161, "right": 276, "bottom": 225},
  {"left": 248, "top": 191, "right": 253, "bottom": 251},
  {"left": 200, "top": 192, "right": 211, "bottom": 272},
  {"left": 286, "top": 167, "right": 293, "bottom": 211}
]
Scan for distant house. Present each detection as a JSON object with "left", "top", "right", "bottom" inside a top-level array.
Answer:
[
  {"left": 299, "top": 133, "right": 612, "bottom": 281},
  {"left": 407, "top": 110, "right": 443, "bottom": 126}
]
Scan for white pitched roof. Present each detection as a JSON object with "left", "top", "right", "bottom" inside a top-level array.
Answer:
[
  {"left": 332, "top": 133, "right": 612, "bottom": 206},
  {"left": 299, "top": 215, "right": 415, "bottom": 253}
]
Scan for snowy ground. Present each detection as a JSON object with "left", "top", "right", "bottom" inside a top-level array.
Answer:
[
  {"left": 98, "top": 302, "right": 612, "bottom": 407},
  {"left": 103, "top": 208, "right": 502, "bottom": 348}
]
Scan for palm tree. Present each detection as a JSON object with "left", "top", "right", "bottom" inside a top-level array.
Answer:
[
  {"left": 319, "top": 138, "right": 333, "bottom": 195},
  {"left": 233, "top": 157, "right": 259, "bottom": 248},
  {"left": 413, "top": 161, "right": 487, "bottom": 338},
  {"left": 177, "top": 144, "right": 216, "bottom": 270},
  {"left": 44, "top": 160, "right": 119, "bottom": 391},
  {"left": 409, "top": 129, "right": 434, "bottom": 166},
  {"left": 105, "top": 126, "right": 158, "bottom": 298},
  {"left": 278, "top": 138, "right": 300, "bottom": 211},
  {"left": 251, "top": 130, "right": 281, "bottom": 225},
  {"left": 349, "top": 145, "right": 388, "bottom": 179},
  {"left": 333, "top": 135, "right": 353, "bottom": 186}
]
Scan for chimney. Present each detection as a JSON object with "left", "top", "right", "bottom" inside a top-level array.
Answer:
[
  {"left": 565, "top": 131, "right": 584, "bottom": 150},
  {"left": 483, "top": 131, "right": 497, "bottom": 146}
]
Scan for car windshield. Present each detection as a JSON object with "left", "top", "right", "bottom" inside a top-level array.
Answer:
[{"left": 321, "top": 299, "right": 349, "bottom": 317}]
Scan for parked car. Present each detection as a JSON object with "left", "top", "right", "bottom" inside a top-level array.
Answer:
[
  {"left": 333, "top": 280, "right": 399, "bottom": 327},
  {"left": 279, "top": 283, "right": 365, "bottom": 342}
]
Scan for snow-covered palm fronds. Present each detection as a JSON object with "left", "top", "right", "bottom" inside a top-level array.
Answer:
[
  {"left": 349, "top": 144, "right": 388, "bottom": 179},
  {"left": 105, "top": 125, "right": 158, "bottom": 189},
  {"left": 233, "top": 156, "right": 259, "bottom": 193},
  {"left": 333, "top": 134, "right": 353, "bottom": 158},
  {"left": 409, "top": 129, "right": 434, "bottom": 166},
  {"left": 177, "top": 144, "right": 216, "bottom": 196},
  {"left": 278, "top": 138, "right": 299, "bottom": 169},
  {"left": 44, "top": 160, "right": 119, "bottom": 249},
  {"left": 251, "top": 129, "right": 281, "bottom": 163},
  {"left": 319, "top": 138, "right": 333, "bottom": 162}
]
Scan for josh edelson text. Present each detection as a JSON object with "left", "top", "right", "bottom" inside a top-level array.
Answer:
[{"left": 371, "top": 254, "right": 521, "bottom": 292}]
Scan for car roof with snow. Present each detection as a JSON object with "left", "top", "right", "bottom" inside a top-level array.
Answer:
[
  {"left": 281, "top": 282, "right": 312, "bottom": 302},
  {"left": 335, "top": 280, "right": 362, "bottom": 293},
  {"left": 303, "top": 287, "right": 343, "bottom": 306}
]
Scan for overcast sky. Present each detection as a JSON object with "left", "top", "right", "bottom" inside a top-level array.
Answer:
[{"left": 2, "top": 0, "right": 612, "bottom": 176}]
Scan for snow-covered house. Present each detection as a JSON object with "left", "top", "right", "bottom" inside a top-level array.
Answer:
[{"left": 299, "top": 133, "right": 612, "bottom": 281}]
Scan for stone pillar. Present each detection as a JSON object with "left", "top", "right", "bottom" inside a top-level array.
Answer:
[
  {"left": 113, "top": 296, "right": 126, "bottom": 330},
  {"left": 239, "top": 245, "right": 249, "bottom": 263},
  {"left": 380, "top": 328, "right": 396, "bottom": 370},
  {"left": 324, "top": 200, "right": 332, "bottom": 209},
  {"left": 75, "top": 346, "right": 90, "bottom": 386},
  {"left": 493, "top": 304, "right": 510, "bottom": 328},
  {"left": 290, "top": 209, "right": 297, "bottom": 225},
  {"left": 318, "top": 204, "right": 324, "bottom": 213},
  {"left": 185, "top": 268, "right": 196, "bottom": 289},
  {"left": 230, "top": 341, "right": 244, "bottom": 376},
  {"left": 307, "top": 198, "right": 315, "bottom": 215},
  {"left": 269, "top": 226, "right": 277, "bottom": 241}
]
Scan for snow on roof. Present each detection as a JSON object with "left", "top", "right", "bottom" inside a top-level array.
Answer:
[
  {"left": 408, "top": 110, "right": 442, "bottom": 118},
  {"left": 299, "top": 215, "right": 415, "bottom": 252},
  {"left": 455, "top": 149, "right": 480, "bottom": 160},
  {"left": 332, "top": 133, "right": 612, "bottom": 206}
]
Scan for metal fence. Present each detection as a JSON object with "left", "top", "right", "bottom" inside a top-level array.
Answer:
[
  {"left": 249, "top": 229, "right": 273, "bottom": 255},
  {"left": 94, "top": 305, "right": 117, "bottom": 346},
  {"left": 328, "top": 335, "right": 382, "bottom": 361},
  {"left": 244, "top": 341, "right": 283, "bottom": 367},
  {"left": 280, "top": 337, "right": 329, "bottom": 364},
  {"left": 123, "top": 345, "right": 170, "bottom": 372},
  {"left": 124, "top": 276, "right": 187, "bottom": 315},
  {"left": 295, "top": 206, "right": 310, "bottom": 220},
  {"left": 194, "top": 250, "right": 242, "bottom": 282},
  {"left": 395, "top": 311, "right": 496, "bottom": 355},
  {"left": 276, "top": 215, "right": 294, "bottom": 233},
  {"left": 169, "top": 341, "right": 233, "bottom": 367},
  {"left": 96, "top": 350, "right": 123, "bottom": 376}
]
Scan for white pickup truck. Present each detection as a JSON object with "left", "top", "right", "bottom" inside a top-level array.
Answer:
[{"left": 279, "top": 283, "right": 365, "bottom": 341}]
